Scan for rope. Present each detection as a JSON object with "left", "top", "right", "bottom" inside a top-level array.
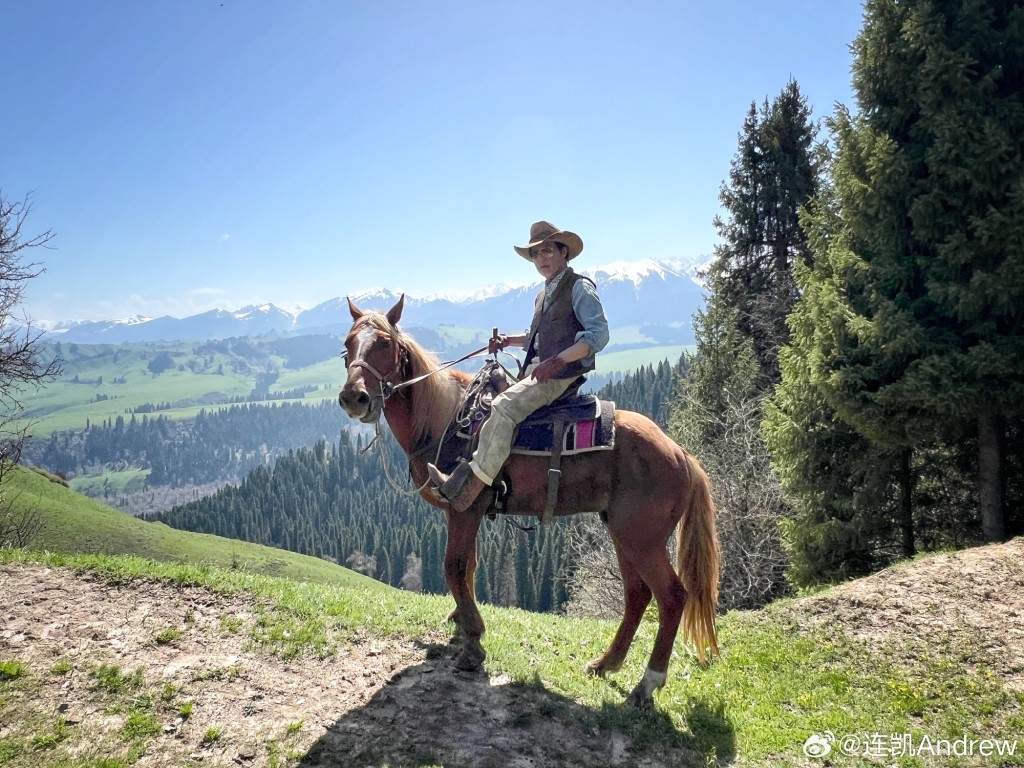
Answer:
[{"left": 366, "top": 351, "right": 519, "bottom": 497}]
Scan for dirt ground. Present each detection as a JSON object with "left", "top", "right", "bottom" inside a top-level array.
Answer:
[
  {"left": 0, "top": 566, "right": 690, "bottom": 768},
  {"left": 789, "top": 537, "right": 1024, "bottom": 693},
  {"left": 2, "top": 538, "right": 1022, "bottom": 767}
]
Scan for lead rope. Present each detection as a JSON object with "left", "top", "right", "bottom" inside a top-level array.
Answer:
[{"left": 368, "top": 379, "right": 463, "bottom": 497}]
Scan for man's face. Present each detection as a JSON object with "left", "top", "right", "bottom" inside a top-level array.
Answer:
[{"left": 529, "top": 241, "right": 568, "bottom": 281}]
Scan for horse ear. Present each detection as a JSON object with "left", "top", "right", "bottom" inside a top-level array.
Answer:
[
  {"left": 386, "top": 294, "right": 405, "bottom": 327},
  {"left": 347, "top": 297, "right": 364, "bottom": 321}
]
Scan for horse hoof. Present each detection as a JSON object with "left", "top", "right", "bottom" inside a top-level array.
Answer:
[
  {"left": 585, "top": 657, "right": 622, "bottom": 678},
  {"left": 625, "top": 686, "right": 655, "bottom": 709},
  {"left": 455, "top": 644, "right": 486, "bottom": 671}
]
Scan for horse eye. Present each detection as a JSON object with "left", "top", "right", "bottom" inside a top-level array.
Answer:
[
  {"left": 341, "top": 350, "right": 349, "bottom": 364},
  {"left": 380, "top": 338, "right": 391, "bottom": 349}
]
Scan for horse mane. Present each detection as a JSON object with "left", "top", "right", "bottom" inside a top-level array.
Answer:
[{"left": 358, "top": 312, "right": 465, "bottom": 444}]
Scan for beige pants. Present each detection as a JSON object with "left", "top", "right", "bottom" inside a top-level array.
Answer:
[{"left": 469, "top": 366, "right": 577, "bottom": 484}]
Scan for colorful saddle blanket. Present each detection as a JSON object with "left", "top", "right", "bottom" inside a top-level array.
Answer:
[
  {"left": 510, "top": 394, "right": 616, "bottom": 455},
  {"left": 435, "top": 366, "right": 616, "bottom": 472}
]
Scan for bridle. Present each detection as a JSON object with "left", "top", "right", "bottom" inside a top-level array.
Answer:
[
  {"left": 343, "top": 345, "right": 409, "bottom": 401},
  {"left": 343, "top": 326, "right": 493, "bottom": 405},
  {"left": 340, "top": 323, "right": 512, "bottom": 495}
]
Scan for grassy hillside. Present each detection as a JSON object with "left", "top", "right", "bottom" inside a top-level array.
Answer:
[
  {"left": 1, "top": 470, "right": 1021, "bottom": 766},
  {"left": 4, "top": 466, "right": 380, "bottom": 591}
]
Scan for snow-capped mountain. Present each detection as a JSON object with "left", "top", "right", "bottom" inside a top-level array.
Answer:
[{"left": 48, "top": 259, "right": 705, "bottom": 344}]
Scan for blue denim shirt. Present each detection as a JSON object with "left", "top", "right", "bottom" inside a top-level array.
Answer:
[{"left": 532, "top": 267, "right": 610, "bottom": 370}]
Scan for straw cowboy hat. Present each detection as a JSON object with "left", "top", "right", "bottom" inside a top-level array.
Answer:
[{"left": 513, "top": 221, "right": 584, "bottom": 261}]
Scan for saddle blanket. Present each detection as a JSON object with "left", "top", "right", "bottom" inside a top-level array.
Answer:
[{"left": 510, "top": 397, "right": 616, "bottom": 456}]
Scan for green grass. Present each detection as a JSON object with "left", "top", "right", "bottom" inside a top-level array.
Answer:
[
  {"left": 5, "top": 465, "right": 382, "bottom": 591},
  {"left": 23, "top": 343, "right": 255, "bottom": 436},
  {"left": 152, "top": 628, "right": 182, "bottom": 646},
  {"left": 22, "top": 336, "right": 690, "bottom": 436},
  {"left": 270, "top": 358, "right": 341, "bottom": 395},
  {"left": 2, "top": 468, "right": 1019, "bottom": 766},
  {"left": 68, "top": 468, "right": 150, "bottom": 497},
  {"left": 4, "top": 544, "right": 1018, "bottom": 766},
  {"left": 0, "top": 661, "right": 28, "bottom": 682}
]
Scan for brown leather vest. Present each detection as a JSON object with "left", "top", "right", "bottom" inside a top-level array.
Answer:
[{"left": 523, "top": 269, "right": 595, "bottom": 380}]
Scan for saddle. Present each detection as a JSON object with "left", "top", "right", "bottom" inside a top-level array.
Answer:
[
  {"left": 435, "top": 361, "right": 616, "bottom": 525},
  {"left": 510, "top": 394, "right": 616, "bottom": 456}
]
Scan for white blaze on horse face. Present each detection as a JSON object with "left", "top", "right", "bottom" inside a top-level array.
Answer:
[
  {"left": 355, "top": 326, "right": 376, "bottom": 357},
  {"left": 347, "top": 326, "right": 378, "bottom": 381},
  {"left": 339, "top": 326, "right": 379, "bottom": 419}
]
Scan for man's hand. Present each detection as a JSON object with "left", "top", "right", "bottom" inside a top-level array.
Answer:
[
  {"left": 531, "top": 355, "right": 567, "bottom": 383},
  {"left": 488, "top": 334, "right": 509, "bottom": 355}
]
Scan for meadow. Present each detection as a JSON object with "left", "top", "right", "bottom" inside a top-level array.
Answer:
[{"left": 1, "top": 466, "right": 1020, "bottom": 766}]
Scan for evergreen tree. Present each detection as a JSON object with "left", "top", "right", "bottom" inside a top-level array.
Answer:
[
  {"left": 665, "top": 82, "right": 819, "bottom": 607},
  {"left": 706, "top": 80, "right": 820, "bottom": 388},
  {"left": 785, "top": 0, "right": 1024, "bottom": 543}
]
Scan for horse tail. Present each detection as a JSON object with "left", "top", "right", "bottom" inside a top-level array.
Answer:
[{"left": 676, "top": 452, "right": 720, "bottom": 661}]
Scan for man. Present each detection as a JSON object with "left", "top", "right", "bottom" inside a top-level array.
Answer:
[{"left": 428, "top": 221, "right": 610, "bottom": 512}]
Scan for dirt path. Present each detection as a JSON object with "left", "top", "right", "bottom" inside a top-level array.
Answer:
[
  {"left": 0, "top": 566, "right": 691, "bottom": 768},
  {"left": 3, "top": 540, "right": 1022, "bottom": 767}
]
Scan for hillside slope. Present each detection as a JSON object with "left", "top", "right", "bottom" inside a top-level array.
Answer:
[
  {"left": 2, "top": 533, "right": 1021, "bottom": 766},
  {"left": 4, "top": 466, "right": 380, "bottom": 591}
]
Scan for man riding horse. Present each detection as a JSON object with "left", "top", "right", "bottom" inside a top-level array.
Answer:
[{"left": 427, "top": 220, "right": 610, "bottom": 511}]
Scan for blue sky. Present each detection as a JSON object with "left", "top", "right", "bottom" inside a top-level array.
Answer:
[{"left": 6, "top": 1, "right": 863, "bottom": 323}]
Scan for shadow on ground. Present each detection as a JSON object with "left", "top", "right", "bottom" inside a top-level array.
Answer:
[{"left": 298, "top": 638, "right": 735, "bottom": 768}]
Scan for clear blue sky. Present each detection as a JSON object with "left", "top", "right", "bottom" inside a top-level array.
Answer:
[{"left": 5, "top": 0, "right": 862, "bottom": 323}]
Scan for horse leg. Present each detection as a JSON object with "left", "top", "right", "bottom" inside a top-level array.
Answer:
[
  {"left": 444, "top": 543, "right": 477, "bottom": 625},
  {"left": 625, "top": 548, "right": 687, "bottom": 708},
  {"left": 444, "top": 508, "right": 486, "bottom": 671},
  {"left": 585, "top": 538, "right": 651, "bottom": 678}
]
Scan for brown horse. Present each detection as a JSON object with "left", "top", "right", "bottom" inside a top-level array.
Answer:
[{"left": 338, "top": 295, "right": 720, "bottom": 707}]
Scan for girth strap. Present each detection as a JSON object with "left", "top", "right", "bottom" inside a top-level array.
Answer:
[{"left": 542, "top": 415, "right": 567, "bottom": 525}]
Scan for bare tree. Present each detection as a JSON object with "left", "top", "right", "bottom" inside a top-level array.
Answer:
[
  {"left": 563, "top": 514, "right": 625, "bottom": 619},
  {"left": 0, "top": 487, "right": 44, "bottom": 548},
  {"left": 399, "top": 553, "right": 423, "bottom": 592},
  {"left": 345, "top": 551, "right": 377, "bottom": 578},
  {"left": 0, "top": 191, "right": 62, "bottom": 547},
  {"left": 565, "top": 383, "right": 791, "bottom": 617},
  {"left": 673, "top": 385, "right": 791, "bottom": 610}
]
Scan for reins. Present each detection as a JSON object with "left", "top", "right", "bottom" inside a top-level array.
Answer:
[
  {"left": 354, "top": 343, "right": 499, "bottom": 495},
  {"left": 346, "top": 343, "right": 491, "bottom": 403}
]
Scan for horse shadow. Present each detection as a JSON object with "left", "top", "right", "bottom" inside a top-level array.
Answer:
[{"left": 297, "top": 639, "right": 736, "bottom": 768}]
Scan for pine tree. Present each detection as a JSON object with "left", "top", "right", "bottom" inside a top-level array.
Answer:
[
  {"left": 662, "top": 81, "right": 821, "bottom": 607},
  {"left": 789, "top": 0, "right": 1024, "bottom": 542},
  {"left": 706, "top": 80, "right": 820, "bottom": 388}
]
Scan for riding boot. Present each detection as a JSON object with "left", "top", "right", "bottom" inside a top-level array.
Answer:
[{"left": 427, "top": 460, "right": 487, "bottom": 513}]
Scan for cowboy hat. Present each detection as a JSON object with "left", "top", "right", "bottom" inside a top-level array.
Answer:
[{"left": 513, "top": 221, "right": 584, "bottom": 261}]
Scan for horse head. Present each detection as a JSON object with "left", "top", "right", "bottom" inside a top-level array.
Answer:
[{"left": 338, "top": 294, "right": 407, "bottom": 423}]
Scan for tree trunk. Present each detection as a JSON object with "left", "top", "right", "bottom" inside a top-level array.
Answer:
[
  {"left": 978, "top": 409, "right": 1006, "bottom": 542},
  {"left": 899, "top": 448, "right": 915, "bottom": 558}
]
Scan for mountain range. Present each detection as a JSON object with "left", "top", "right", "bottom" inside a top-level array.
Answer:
[{"left": 45, "top": 258, "right": 706, "bottom": 345}]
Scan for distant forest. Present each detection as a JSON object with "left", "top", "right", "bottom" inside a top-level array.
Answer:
[{"left": 24, "top": 401, "right": 347, "bottom": 491}]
